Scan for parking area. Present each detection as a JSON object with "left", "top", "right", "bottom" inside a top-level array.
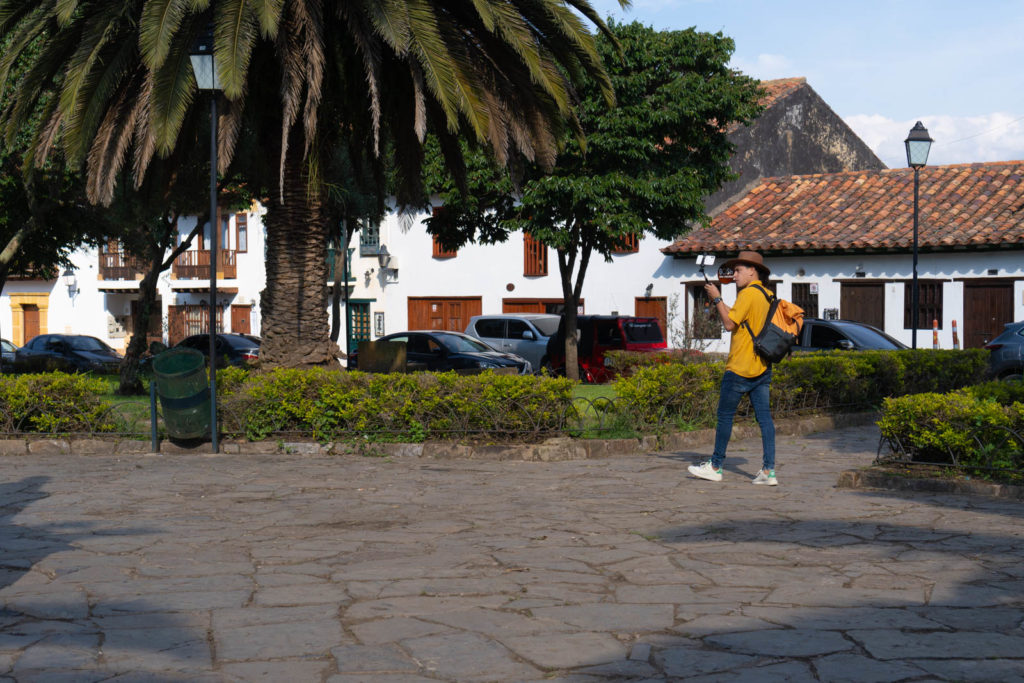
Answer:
[{"left": 2, "top": 425, "right": 1023, "bottom": 681}]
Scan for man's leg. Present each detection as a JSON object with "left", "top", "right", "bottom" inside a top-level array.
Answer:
[
  {"left": 749, "top": 370, "right": 776, "bottom": 478},
  {"left": 711, "top": 371, "right": 745, "bottom": 470}
]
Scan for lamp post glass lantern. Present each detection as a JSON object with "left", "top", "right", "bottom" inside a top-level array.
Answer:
[
  {"left": 190, "top": 28, "right": 221, "bottom": 452},
  {"left": 904, "top": 121, "right": 933, "bottom": 349}
]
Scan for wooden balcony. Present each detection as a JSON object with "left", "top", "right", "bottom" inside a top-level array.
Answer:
[
  {"left": 98, "top": 250, "right": 148, "bottom": 280},
  {"left": 172, "top": 249, "right": 237, "bottom": 280}
]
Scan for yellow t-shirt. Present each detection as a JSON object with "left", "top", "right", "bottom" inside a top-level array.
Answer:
[{"left": 725, "top": 281, "right": 772, "bottom": 378}]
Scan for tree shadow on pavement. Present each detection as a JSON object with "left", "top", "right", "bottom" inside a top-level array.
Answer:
[{"left": 0, "top": 475, "right": 213, "bottom": 678}]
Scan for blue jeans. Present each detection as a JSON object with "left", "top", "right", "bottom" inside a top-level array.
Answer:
[{"left": 711, "top": 370, "right": 775, "bottom": 472}]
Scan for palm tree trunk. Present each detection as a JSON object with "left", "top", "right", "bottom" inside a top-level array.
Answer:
[{"left": 259, "top": 155, "right": 338, "bottom": 368}]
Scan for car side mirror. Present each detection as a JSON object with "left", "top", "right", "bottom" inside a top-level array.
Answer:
[
  {"left": 835, "top": 339, "right": 855, "bottom": 350},
  {"left": 522, "top": 330, "right": 535, "bottom": 340}
]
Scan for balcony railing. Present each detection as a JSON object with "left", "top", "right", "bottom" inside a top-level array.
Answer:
[
  {"left": 172, "top": 249, "right": 237, "bottom": 280},
  {"left": 98, "top": 251, "right": 148, "bottom": 280}
]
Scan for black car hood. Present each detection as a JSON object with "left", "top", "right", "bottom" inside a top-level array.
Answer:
[
  {"left": 459, "top": 351, "right": 524, "bottom": 366},
  {"left": 75, "top": 350, "right": 121, "bottom": 364}
]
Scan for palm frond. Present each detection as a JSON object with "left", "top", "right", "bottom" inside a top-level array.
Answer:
[
  {"left": 149, "top": 17, "right": 199, "bottom": 156},
  {"left": 250, "top": 0, "right": 283, "bottom": 38},
  {"left": 215, "top": 0, "right": 258, "bottom": 98},
  {"left": 139, "top": 0, "right": 190, "bottom": 69},
  {"left": 54, "top": 0, "right": 78, "bottom": 25}
]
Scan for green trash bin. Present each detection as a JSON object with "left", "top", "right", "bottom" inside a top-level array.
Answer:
[{"left": 152, "top": 348, "right": 210, "bottom": 439}]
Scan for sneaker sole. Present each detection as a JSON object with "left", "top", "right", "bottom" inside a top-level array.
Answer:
[{"left": 688, "top": 468, "right": 722, "bottom": 482}]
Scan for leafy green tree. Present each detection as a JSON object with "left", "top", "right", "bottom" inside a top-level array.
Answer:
[
  {"left": 0, "top": 0, "right": 619, "bottom": 368},
  {"left": 425, "top": 22, "right": 762, "bottom": 379}
]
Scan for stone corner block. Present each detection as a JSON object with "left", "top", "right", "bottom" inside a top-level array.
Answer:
[
  {"left": 70, "top": 438, "right": 118, "bottom": 455},
  {"left": 0, "top": 439, "right": 28, "bottom": 455},
  {"left": 27, "top": 439, "right": 70, "bottom": 455},
  {"left": 116, "top": 440, "right": 154, "bottom": 454}
]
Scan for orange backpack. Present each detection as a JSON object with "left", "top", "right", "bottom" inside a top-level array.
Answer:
[{"left": 741, "top": 285, "right": 805, "bottom": 363}]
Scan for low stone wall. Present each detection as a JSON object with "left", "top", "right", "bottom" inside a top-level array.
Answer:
[
  {"left": 0, "top": 412, "right": 879, "bottom": 460},
  {"left": 837, "top": 468, "right": 1024, "bottom": 500}
]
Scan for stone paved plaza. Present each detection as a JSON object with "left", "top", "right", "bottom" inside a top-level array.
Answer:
[{"left": 1, "top": 425, "right": 1023, "bottom": 681}]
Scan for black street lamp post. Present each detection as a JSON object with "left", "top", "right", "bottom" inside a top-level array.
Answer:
[
  {"left": 190, "top": 29, "right": 222, "bottom": 453},
  {"left": 904, "top": 121, "right": 933, "bottom": 350}
]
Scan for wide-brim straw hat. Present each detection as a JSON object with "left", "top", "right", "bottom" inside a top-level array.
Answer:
[{"left": 720, "top": 250, "right": 770, "bottom": 277}]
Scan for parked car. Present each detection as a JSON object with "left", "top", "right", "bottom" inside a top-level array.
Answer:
[
  {"left": 173, "top": 333, "right": 262, "bottom": 368},
  {"left": 348, "top": 330, "right": 531, "bottom": 374},
  {"left": 546, "top": 315, "right": 667, "bottom": 383},
  {"left": 985, "top": 321, "right": 1024, "bottom": 381},
  {"left": 465, "top": 314, "right": 560, "bottom": 373},
  {"left": 794, "top": 318, "right": 908, "bottom": 352},
  {"left": 1, "top": 338, "right": 17, "bottom": 367},
  {"left": 13, "top": 334, "right": 123, "bottom": 374}
]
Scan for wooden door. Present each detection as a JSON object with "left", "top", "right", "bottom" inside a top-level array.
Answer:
[
  {"left": 964, "top": 282, "right": 1013, "bottom": 348},
  {"left": 22, "top": 305, "right": 40, "bottom": 343},
  {"left": 502, "top": 298, "right": 584, "bottom": 314},
  {"left": 635, "top": 297, "right": 667, "bottom": 338},
  {"left": 231, "top": 304, "right": 252, "bottom": 334},
  {"left": 840, "top": 283, "right": 884, "bottom": 329},
  {"left": 167, "top": 305, "right": 184, "bottom": 345},
  {"left": 407, "top": 297, "right": 482, "bottom": 332}
]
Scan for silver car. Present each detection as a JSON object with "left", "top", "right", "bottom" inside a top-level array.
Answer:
[{"left": 465, "top": 314, "right": 561, "bottom": 373}]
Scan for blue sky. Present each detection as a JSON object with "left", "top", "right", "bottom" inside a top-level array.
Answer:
[{"left": 586, "top": 0, "right": 1024, "bottom": 168}]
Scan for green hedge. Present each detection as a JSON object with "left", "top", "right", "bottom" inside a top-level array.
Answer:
[
  {"left": 878, "top": 380, "right": 1024, "bottom": 470},
  {"left": 0, "top": 372, "right": 115, "bottom": 433},
  {"left": 605, "top": 349, "right": 723, "bottom": 378},
  {"left": 613, "top": 349, "right": 988, "bottom": 427},
  {"left": 217, "top": 367, "right": 575, "bottom": 442}
]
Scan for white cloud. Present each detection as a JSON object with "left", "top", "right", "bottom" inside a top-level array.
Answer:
[
  {"left": 730, "top": 54, "right": 796, "bottom": 81},
  {"left": 845, "top": 113, "right": 1024, "bottom": 168}
]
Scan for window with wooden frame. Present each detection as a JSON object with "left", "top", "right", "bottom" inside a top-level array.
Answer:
[
  {"left": 430, "top": 207, "right": 457, "bottom": 258},
  {"left": 523, "top": 233, "right": 548, "bottom": 276},
  {"left": 431, "top": 235, "right": 457, "bottom": 259},
  {"left": 235, "top": 213, "right": 248, "bottom": 253},
  {"left": 791, "top": 283, "right": 819, "bottom": 318},
  {"left": 904, "top": 280, "right": 944, "bottom": 329},
  {"left": 613, "top": 233, "right": 639, "bottom": 254}
]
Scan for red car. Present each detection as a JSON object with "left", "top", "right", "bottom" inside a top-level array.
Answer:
[{"left": 546, "top": 315, "right": 666, "bottom": 383}]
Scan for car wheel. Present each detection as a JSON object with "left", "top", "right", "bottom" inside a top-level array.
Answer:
[{"left": 999, "top": 370, "right": 1023, "bottom": 382}]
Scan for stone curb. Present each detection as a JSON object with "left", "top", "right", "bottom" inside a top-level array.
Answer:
[
  {"left": 837, "top": 468, "right": 1024, "bottom": 500},
  {"left": 0, "top": 411, "right": 878, "bottom": 460}
]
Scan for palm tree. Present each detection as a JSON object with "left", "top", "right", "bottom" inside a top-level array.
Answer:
[{"left": 0, "top": 0, "right": 618, "bottom": 367}]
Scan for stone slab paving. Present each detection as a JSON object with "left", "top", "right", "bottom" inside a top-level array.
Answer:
[{"left": 1, "top": 425, "right": 1023, "bottom": 681}]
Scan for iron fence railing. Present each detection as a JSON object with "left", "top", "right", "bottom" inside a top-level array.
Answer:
[
  {"left": 0, "top": 385, "right": 858, "bottom": 447},
  {"left": 876, "top": 421, "right": 1024, "bottom": 477}
]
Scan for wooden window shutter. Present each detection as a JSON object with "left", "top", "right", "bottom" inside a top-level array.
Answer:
[{"left": 523, "top": 234, "right": 548, "bottom": 276}]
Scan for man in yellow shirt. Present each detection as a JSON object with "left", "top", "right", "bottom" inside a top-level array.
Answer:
[{"left": 688, "top": 251, "right": 778, "bottom": 485}]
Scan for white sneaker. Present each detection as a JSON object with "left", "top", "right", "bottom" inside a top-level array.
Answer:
[
  {"left": 752, "top": 469, "right": 778, "bottom": 486},
  {"left": 688, "top": 461, "right": 723, "bottom": 482}
]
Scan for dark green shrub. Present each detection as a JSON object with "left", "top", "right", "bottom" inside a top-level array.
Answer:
[
  {"left": 878, "top": 389, "right": 1023, "bottom": 471},
  {"left": 0, "top": 372, "right": 115, "bottom": 433},
  {"left": 613, "top": 349, "right": 989, "bottom": 428},
  {"left": 218, "top": 368, "right": 575, "bottom": 442},
  {"left": 605, "top": 349, "right": 722, "bottom": 378}
]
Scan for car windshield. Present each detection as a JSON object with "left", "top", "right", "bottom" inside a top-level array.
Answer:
[
  {"left": 436, "top": 333, "right": 492, "bottom": 353},
  {"left": 532, "top": 318, "right": 560, "bottom": 337},
  {"left": 1, "top": 340, "right": 13, "bottom": 352},
  {"left": 224, "top": 335, "right": 260, "bottom": 349},
  {"left": 68, "top": 336, "right": 113, "bottom": 352},
  {"left": 831, "top": 321, "right": 904, "bottom": 349},
  {"left": 623, "top": 320, "right": 664, "bottom": 343}
]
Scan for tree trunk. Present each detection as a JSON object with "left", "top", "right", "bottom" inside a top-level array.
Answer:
[
  {"left": 259, "top": 155, "right": 339, "bottom": 368},
  {"left": 117, "top": 256, "right": 161, "bottom": 395},
  {"left": 557, "top": 248, "right": 580, "bottom": 381}
]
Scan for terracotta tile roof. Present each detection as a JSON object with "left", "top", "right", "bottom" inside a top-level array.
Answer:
[
  {"left": 663, "top": 161, "right": 1024, "bottom": 255},
  {"left": 758, "top": 77, "right": 806, "bottom": 109}
]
